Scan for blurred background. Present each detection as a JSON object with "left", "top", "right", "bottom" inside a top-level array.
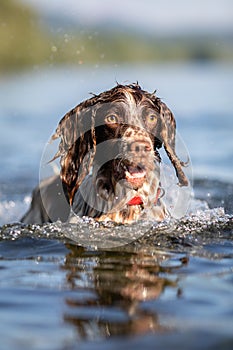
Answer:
[
  {"left": 1, "top": 0, "right": 233, "bottom": 71},
  {"left": 0, "top": 0, "right": 232, "bottom": 219}
]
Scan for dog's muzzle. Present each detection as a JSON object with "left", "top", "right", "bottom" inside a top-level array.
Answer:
[{"left": 120, "top": 128, "right": 155, "bottom": 188}]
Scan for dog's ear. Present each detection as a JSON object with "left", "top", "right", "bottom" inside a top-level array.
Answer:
[
  {"left": 158, "top": 101, "right": 189, "bottom": 186},
  {"left": 51, "top": 103, "right": 97, "bottom": 205}
]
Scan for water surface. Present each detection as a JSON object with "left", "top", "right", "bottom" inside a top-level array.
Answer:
[{"left": 0, "top": 63, "right": 232, "bottom": 350}]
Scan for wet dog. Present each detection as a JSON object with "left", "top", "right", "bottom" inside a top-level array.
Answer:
[{"left": 21, "top": 83, "right": 188, "bottom": 224}]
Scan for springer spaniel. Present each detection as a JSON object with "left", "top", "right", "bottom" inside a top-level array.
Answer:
[{"left": 21, "top": 83, "right": 188, "bottom": 224}]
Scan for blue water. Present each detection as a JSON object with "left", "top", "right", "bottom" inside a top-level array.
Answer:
[{"left": 0, "top": 63, "right": 232, "bottom": 350}]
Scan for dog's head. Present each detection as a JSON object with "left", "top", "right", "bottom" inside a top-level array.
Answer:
[{"left": 52, "top": 83, "right": 188, "bottom": 205}]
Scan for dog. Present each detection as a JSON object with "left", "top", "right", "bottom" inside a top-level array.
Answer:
[{"left": 21, "top": 83, "right": 188, "bottom": 225}]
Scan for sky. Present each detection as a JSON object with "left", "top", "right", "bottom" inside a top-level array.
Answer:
[{"left": 21, "top": 0, "right": 233, "bottom": 35}]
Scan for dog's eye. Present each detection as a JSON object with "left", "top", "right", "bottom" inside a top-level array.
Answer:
[
  {"left": 105, "top": 114, "right": 119, "bottom": 125},
  {"left": 146, "top": 114, "right": 157, "bottom": 125}
]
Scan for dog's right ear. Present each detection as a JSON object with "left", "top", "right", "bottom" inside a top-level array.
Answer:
[{"left": 51, "top": 103, "right": 97, "bottom": 205}]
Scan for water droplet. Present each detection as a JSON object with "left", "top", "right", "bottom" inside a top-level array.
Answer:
[{"left": 51, "top": 46, "right": 57, "bottom": 53}]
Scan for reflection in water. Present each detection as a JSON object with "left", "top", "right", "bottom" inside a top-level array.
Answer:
[
  {"left": 0, "top": 209, "right": 232, "bottom": 347},
  {"left": 62, "top": 244, "right": 188, "bottom": 340}
]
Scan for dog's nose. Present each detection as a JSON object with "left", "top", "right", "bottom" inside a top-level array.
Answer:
[{"left": 129, "top": 140, "right": 152, "bottom": 153}]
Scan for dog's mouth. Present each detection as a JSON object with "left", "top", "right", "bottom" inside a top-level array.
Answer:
[{"left": 123, "top": 164, "right": 146, "bottom": 188}]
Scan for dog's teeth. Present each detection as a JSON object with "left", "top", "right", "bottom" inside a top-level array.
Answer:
[{"left": 125, "top": 170, "right": 146, "bottom": 179}]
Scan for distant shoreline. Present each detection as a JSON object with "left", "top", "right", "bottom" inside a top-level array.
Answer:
[{"left": 1, "top": 0, "right": 232, "bottom": 73}]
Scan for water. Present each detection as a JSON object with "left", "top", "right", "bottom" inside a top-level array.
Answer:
[{"left": 0, "top": 63, "right": 233, "bottom": 349}]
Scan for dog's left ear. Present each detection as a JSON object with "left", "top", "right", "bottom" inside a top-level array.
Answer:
[
  {"left": 51, "top": 103, "right": 97, "bottom": 205},
  {"left": 158, "top": 101, "right": 189, "bottom": 186}
]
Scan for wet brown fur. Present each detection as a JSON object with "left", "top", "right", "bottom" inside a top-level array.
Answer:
[{"left": 22, "top": 83, "right": 188, "bottom": 224}]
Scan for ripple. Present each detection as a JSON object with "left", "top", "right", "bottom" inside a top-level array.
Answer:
[{"left": 0, "top": 207, "right": 232, "bottom": 257}]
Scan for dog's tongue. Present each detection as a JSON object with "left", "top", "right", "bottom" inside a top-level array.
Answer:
[{"left": 125, "top": 166, "right": 146, "bottom": 179}]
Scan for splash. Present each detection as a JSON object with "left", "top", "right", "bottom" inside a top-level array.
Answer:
[
  {"left": 0, "top": 196, "right": 31, "bottom": 226},
  {"left": 1, "top": 206, "right": 232, "bottom": 256}
]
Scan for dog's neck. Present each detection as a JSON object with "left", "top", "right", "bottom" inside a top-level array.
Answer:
[
  {"left": 127, "top": 187, "right": 161, "bottom": 206},
  {"left": 90, "top": 160, "right": 160, "bottom": 216},
  {"left": 72, "top": 171, "right": 166, "bottom": 224}
]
